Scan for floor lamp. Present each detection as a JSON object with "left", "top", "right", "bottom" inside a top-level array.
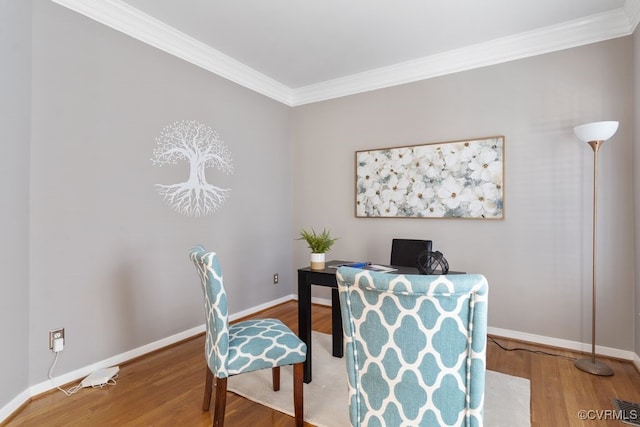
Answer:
[{"left": 573, "top": 120, "right": 618, "bottom": 376}]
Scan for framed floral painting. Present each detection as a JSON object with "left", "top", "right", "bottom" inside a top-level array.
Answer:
[{"left": 355, "top": 136, "right": 504, "bottom": 219}]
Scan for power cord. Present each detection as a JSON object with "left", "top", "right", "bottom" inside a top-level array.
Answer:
[
  {"left": 489, "top": 336, "right": 576, "bottom": 361},
  {"left": 48, "top": 352, "right": 119, "bottom": 396},
  {"left": 91, "top": 376, "right": 118, "bottom": 388},
  {"left": 48, "top": 351, "right": 82, "bottom": 396}
]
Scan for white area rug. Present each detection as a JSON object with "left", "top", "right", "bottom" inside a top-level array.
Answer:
[{"left": 228, "top": 332, "right": 530, "bottom": 427}]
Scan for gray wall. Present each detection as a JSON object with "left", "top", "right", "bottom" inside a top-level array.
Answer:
[
  {"left": 0, "top": 0, "right": 31, "bottom": 408},
  {"left": 635, "top": 28, "right": 640, "bottom": 358},
  {"left": 27, "top": 0, "right": 294, "bottom": 385},
  {"left": 292, "top": 37, "right": 635, "bottom": 351},
  {"left": 2, "top": 0, "right": 639, "bottom": 415}
]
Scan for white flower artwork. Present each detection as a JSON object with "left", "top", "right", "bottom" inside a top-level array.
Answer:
[
  {"left": 356, "top": 137, "right": 504, "bottom": 218},
  {"left": 151, "top": 120, "right": 234, "bottom": 217}
]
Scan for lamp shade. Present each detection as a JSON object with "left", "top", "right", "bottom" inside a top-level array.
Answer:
[{"left": 574, "top": 121, "right": 619, "bottom": 142}]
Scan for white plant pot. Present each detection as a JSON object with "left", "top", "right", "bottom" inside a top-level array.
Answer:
[{"left": 310, "top": 253, "right": 326, "bottom": 270}]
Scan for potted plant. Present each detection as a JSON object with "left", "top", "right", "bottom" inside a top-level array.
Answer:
[{"left": 298, "top": 228, "right": 338, "bottom": 270}]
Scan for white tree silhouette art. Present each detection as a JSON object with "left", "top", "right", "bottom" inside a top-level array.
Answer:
[{"left": 151, "top": 120, "right": 233, "bottom": 216}]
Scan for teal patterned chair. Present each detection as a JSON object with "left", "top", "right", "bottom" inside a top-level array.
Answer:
[
  {"left": 190, "top": 246, "right": 307, "bottom": 427},
  {"left": 336, "top": 267, "right": 488, "bottom": 427}
]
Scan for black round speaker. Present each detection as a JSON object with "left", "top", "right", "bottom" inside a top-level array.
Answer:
[{"left": 417, "top": 250, "right": 449, "bottom": 275}]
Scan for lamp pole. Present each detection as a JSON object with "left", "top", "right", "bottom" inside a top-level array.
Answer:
[{"left": 574, "top": 139, "right": 614, "bottom": 376}]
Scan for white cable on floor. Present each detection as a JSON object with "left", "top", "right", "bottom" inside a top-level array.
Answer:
[{"left": 47, "top": 351, "right": 82, "bottom": 396}]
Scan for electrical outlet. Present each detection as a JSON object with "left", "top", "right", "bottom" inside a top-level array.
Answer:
[
  {"left": 49, "top": 328, "right": 65, "bottom": 350},
  {"left": 273, "top": 273, "right": 279, "bottom": 284}
]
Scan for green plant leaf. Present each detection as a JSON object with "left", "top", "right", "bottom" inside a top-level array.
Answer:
[{"left": 297, "top": 228, "right": 338, "bottom": 253}]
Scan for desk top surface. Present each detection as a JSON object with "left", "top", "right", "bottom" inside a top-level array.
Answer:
[{"left": 298, "top": 260, "right": 461, "bottom": 275}]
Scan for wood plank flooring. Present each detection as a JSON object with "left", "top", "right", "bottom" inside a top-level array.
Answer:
[{"left": 4, "top": 301, "right": 640, "bottom": 426}]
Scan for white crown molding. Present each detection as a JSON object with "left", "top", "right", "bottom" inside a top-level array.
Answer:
[
  {"left": 625, "top": 0, "right": 640, "bottom": 31},
  {"left": 49, "top": 0, "right": 294, "bottom": 105},
  {"left": 51, "top": 0, "right": 639, "bottom": 107},
  {"left": 292, "top": 4, "right": 638, "bottom": 105}
]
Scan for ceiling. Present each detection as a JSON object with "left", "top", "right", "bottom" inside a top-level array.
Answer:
[{"left": 52, "top": 0, "right": 639, "bottom": 105}]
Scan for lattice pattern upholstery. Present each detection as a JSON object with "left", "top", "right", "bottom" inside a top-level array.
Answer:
[
  {"left": 336, "top": 267, "right": 488, "bottom": 427},
  {"left": 190, "top": 246, "right": 307, "bottom": 377}
]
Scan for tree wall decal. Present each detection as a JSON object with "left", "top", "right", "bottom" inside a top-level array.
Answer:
[{"left": 151, "top": 120, "right": 234, "bottom": 216}]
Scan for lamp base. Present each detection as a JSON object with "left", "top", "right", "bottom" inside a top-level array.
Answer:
[{"left": 574, "top": 357, "right": 614, "bottom": 376}]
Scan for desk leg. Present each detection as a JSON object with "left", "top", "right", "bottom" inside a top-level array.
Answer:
[
  {"left": 298, "top": 270, "right": 312, "bottom": 383},
  {"left": 331, "top": 288, "right": 344, "bottom": 358}
]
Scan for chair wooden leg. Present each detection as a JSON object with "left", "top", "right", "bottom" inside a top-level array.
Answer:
[
  {"left": 293, "top": 362, "right": 304, "bottom": 427},
  {"left": 213, "top": 376, "right": 227, "bottom": 427},
  {"left": 203, "top": 367, "right": 214, "bottom": 411},
  {"left": 272, "top": 366, "right": 280, "bottom": 391}
]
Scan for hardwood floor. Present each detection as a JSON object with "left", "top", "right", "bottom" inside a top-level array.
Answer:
[{"left": 4, "top": 301, "right": 640, "bottom": 426}]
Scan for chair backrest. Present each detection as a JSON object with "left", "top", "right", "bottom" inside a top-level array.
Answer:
[
  {"left": 390, "top": 238, "right": 433, "bottom": 267},
  {"left": 336, "top": 267, "right": 488, "bottom": 427},
  {"left": 189, "top": 245, "right": 230, "bottom": 378}
]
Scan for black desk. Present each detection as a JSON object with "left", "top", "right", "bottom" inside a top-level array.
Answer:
[{"left": 297, "top": 260, "right": 420, "bottom": 383}]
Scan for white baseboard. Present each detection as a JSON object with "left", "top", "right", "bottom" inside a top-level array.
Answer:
[
  {"left": 30, "top": 294, "right": 296, "bottom": 397},
  {"left": 29, "top": 322, "right": 208, "bottom": 397},
  {"left": 2, "top": 293, "right": 638, "bottom": 423},
  {"left": 0, "top": 320, "right": 205, "bottom": 423},
  {"left": 488, "top": 326, "right": 637, "bottom": 361},
  {"left": 300, "top": 296, "right": 640, "bottom": 362},
  {"left": 0, "top": 294, "right": 295, "bottom": 424},
  {"left": 229, "top": 295, "right": 296, "bottom": 322},
  {"left": 311, "top": 296, "right": 331, "bottom": 306},
  {"left": 0, "top": 389, "right": 30, "bottom": 424}
]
